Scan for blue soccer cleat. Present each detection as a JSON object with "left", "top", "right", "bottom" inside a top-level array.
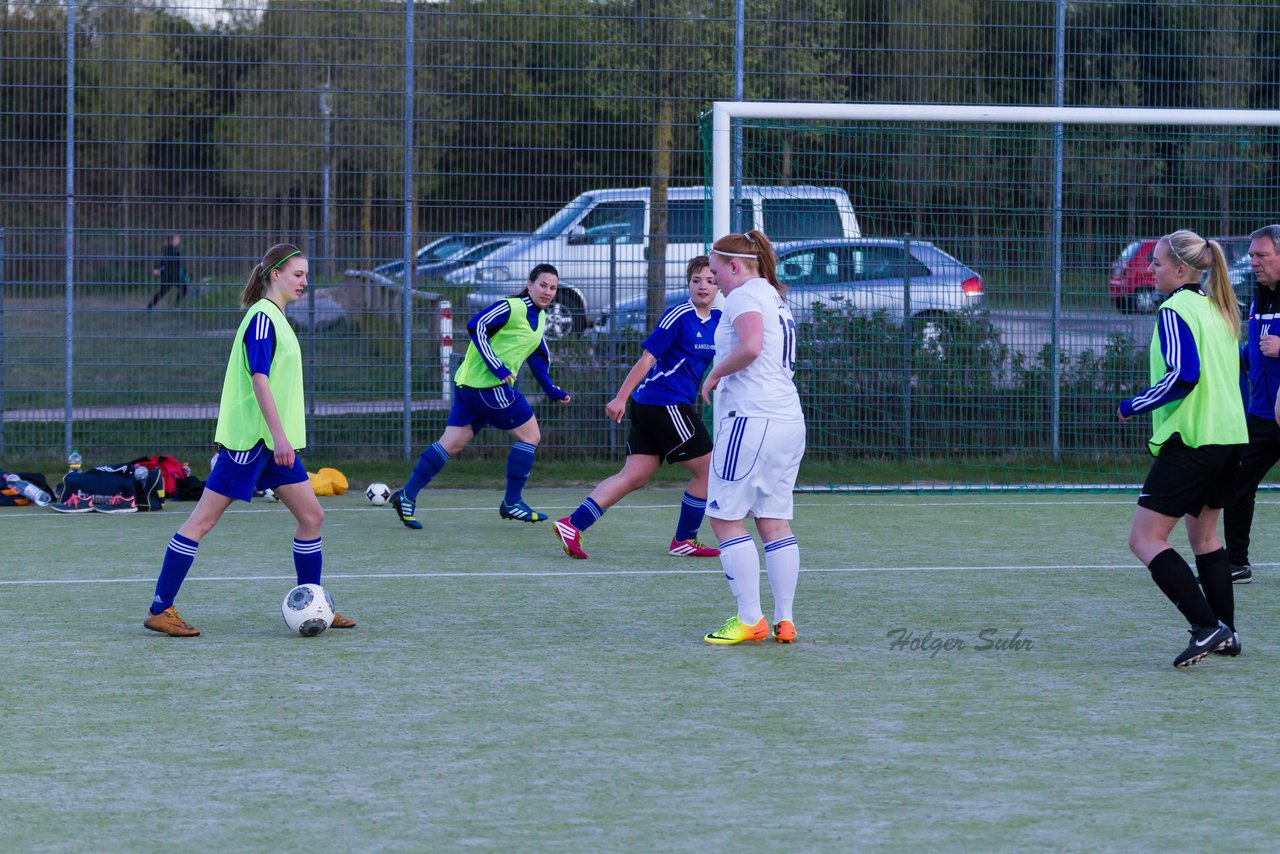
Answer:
[
  {"left": 389, "top": 489, "right": 423, "bottom": 530},
  {"left": 499, "top": 500, "right": 547, "bottom": 523}
]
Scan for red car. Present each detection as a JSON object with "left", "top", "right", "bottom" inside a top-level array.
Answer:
[{"left": 1110, "top": 236, "right": 1251, "bottom": 314}]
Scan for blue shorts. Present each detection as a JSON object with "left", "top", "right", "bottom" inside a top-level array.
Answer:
[
  {"left": 447, "top": 384, "right": 535, "bottom": 434},
  {"left": 206, "top": 441, "right": 309, "bottom": 502}
]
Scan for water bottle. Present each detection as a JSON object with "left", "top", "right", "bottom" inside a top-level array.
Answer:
[
  {"left": 13, "top": 479, "right": 53, "bottom": 507},
  {"left": 67, "top": 450, "right": 82, "bottom": 472}
]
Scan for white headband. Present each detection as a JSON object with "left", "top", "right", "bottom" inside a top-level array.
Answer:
[{"left": 712, "top": 249, "right": 757, "bottom": 259}]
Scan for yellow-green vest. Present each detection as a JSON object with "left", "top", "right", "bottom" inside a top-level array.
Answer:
[
  {"left": 214, "top": 298, "right": 306, "bottom": 451},
  {"left": 1147, "top": 288, "right": 1246, "bottom": 455},
  {"left": 455, "top": 297, "right": 546, "bottom": 389}
]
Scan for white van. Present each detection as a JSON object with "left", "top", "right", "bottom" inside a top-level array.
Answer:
[{"left": 450, "top": 185, "right": 860, "bottom": 338}]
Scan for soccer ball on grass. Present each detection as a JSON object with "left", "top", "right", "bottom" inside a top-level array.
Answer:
[
  {"left": 365, "top": 482, "right": 391, "bottom": 506},
  {"left": 282, "top": 583, "right": 335, "bottom": 637}
]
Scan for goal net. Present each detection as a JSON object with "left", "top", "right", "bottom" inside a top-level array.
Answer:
[{"left": 701, "top": 103, "right": 1280, "bottom": 491}]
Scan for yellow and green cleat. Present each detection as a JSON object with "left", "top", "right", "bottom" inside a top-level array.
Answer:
[{"left": 703, "top": 615, "right": 769, "bottom": 645}]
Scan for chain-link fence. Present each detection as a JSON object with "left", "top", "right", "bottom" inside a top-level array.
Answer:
[{"left": 5, "top": 1, "right": 1280, "bottom": 482}]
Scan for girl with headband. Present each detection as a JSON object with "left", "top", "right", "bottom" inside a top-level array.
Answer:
[{"left": 143, "top": 243, "right": 356, "bottom": 636}]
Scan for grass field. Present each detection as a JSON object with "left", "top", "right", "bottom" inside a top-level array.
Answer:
[{"left": 3, "top": 489, "right": 1279, "bottom": 851}]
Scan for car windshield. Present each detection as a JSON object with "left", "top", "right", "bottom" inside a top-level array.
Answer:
[
  {"left": 533, "top": 195, "right": 595, "bottom": 237},
  {"left": 456, "top": 239, "right": 510, "bottom": 262},
  {"left": 420, "top": 237, "right": 475, "bottom": 262}
]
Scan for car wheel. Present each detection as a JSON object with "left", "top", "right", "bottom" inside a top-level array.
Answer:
[
  {"left": 544, "top": 292, "right": 585, "bottom": 340},
  {"left": 1131, "top": 287, "right": 1163, "bottom": 314},
  {"left": 1113, "top": 295, "right": 1137, "bottom": 314},
  {"left": 912, "top": 312, "right": 950, "bottom": 362}
]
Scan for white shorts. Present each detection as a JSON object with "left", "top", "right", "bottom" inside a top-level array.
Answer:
[{"left": 707, "top": 415, "right": 806, "bottom": 520}]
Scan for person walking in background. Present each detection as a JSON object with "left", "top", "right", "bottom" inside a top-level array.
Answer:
[
  {"left": 699, "top": 230, "right": 806, "bottom": 646},
  {"left": 390, "top": 263, "right": 571, "bottom": 529},
  {"left": 144, "top": 243, "right": 355, "bottom": 636},
  {"left": 1118, "top": 229, "right": 1246, "bottom": 667},
  {"left": 555, "top": 256, "right": 722, "bottom": 560},
  {"left": 146, "top": 233, "right": 189, "bottom": 310},
  {"left": 1222, "top": 224, "right": 1280, "bottom": 584}
]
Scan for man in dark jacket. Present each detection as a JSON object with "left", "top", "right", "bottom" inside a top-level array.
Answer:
[
  {"left": 1224, "top": 224, "right": 1280, "bottom": 583},
  {"left": 146, "top": 233, "right": 188, "bottom": 310}
]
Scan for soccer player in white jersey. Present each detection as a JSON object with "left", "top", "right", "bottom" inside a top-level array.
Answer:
[{"left": 699, "top": 229, "right": 806, "bottom": 645}]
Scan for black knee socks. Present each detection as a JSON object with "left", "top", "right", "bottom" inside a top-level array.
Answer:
[
  {"left": 1148, "top": 548, "right": 1217, "bottom": 628},
  {"left": 1195, "top": 548, "right": 1235, "bottom": 632}
]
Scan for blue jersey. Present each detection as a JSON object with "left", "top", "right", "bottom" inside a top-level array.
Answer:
[
  {"left": 1242, "top": 283, "right": 1280, "bottom": 419},
  {"left": 633, "top": 301, "right": 721, "bottom": 406}
]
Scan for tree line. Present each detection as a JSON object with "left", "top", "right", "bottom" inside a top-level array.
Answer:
[{"left": 5, "top": 0, "right": 1280, "bottom": 274}]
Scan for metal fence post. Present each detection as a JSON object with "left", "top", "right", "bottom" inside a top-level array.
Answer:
[
  {"left": 608, "top": 233, "right": 619, "bottom": 455},
  {"left": 306, "top": 229, "right": 317, "bottom": 428},
  {"left": 902, "top": 232, "right": 912, "bottom": 456},
  {"left": 64, "top": 0, "right": 77, "bottom": 459},
  {"left": 0, "top": 227, "right": 5, "bottom": 458},
  {"left": 401, "top": 0, "right": 416, "bottom": 461},
  {"left": 731, "top": 0, "right": 745, "bottom": 232},
  {"left": 1050, "top": 0, "right": 1066, "bottom": 461}
]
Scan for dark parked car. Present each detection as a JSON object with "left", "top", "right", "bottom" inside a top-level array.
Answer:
[{"left": 373, "top": 232, "right": 520, "bottom": 280}]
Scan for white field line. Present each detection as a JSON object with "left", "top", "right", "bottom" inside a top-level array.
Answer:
[
  {"left": 3, "top": 562, "right": 1260, "bottom": 587},
  {"left": 0, "top": 496, "right": 1178, "bottom": 523}
]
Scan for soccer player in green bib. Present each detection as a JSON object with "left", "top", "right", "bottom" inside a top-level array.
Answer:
[
  {"left": 1119, "top": 229, "right": 1246, "bottom": 667},
  {"left": 143, "top": 244, "right": 355, "bottom": 636},
  {"left": 391, "top": 263, "right": 571, "bottom": 529}
]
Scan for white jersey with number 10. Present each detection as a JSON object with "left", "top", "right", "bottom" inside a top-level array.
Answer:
[{"left": 713, "top": 277, "right": 803, "bottom": 422}]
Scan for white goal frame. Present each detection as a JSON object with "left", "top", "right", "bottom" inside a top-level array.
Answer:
[
  {"left": 708, "top": 101, "right": 1280, "bottom": 476},
  {"left": 710, "top": 102, "right": 1280, "bottom": 238}
]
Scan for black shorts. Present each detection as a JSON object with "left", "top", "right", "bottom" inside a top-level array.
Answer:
[
  {"left": 626, "top": 401, "right": 712, "bottom": 464},
  {"left": 1138, "top": 437, "right": 1242, "bottom": 518}
]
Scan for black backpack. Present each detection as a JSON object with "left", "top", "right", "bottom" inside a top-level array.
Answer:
[{"left": 59, "top": 464, "right": 165, "bottom": 511}]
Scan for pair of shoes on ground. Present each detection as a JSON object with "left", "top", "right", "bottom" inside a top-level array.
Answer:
[
  {"left": 389, "top": 489, "right": 550, "bottom": 529},
  {"left": 553, "top": 517, "right": 721, "bottom": 560},
  {"left": 1173, "top": 622, "right": 1238, "bottom": 668},
  {"left": 144, "top": 606, "right": 357, "bottom": 637},
  {"left": 703, "top": 615, "right": 796, "bottom": 646},
  {"left": 50, "top": 491, "right": 137, "bottom": 514}
]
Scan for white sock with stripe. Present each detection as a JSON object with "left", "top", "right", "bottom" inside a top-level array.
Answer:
[
  {"left": 764, "top": 536, "right": 799, "bottom": 623},
  {"left": 717, "top": 535, "right": 762, "bottom": 624}
]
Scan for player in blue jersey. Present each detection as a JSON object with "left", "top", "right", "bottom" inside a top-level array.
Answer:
[
  {"left": 1223, "top": 224, "right": 1280, "bottom": 583},
  {"left": 390, "top": 263, "right": 571, "bottom": 529},
  {"left": 143, "top": 244, "right": 355, "bottom": 636},
  {"left": 554, "top": 256, "right": 722, "bottom": 559}
]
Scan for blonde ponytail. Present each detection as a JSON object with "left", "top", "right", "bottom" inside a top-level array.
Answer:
[{"left": 1165, "top": 229, "right": 1239, "bottom": 339}]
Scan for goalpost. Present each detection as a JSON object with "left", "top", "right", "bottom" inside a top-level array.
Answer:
[{"left": 704, "top": 102, "right": 1280, "bottom": 490}]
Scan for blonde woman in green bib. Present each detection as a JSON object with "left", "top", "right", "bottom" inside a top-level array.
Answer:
[
  {"left": 144, "top": 243, "right": 355, "bottom": 637},
  {"left": 1119, "top": 229, "right": 1245, "bottom": 667}
]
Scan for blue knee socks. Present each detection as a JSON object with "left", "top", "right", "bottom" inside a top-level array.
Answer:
[
  {"left": 675, "top": 492, "right": 707, "bottom": 541},
  {"left": 151, "top": 533, "right": 199, "bottom": 614},
  {"left": 505, "top": 441, "right": 537, "bottom": 505},
  {"left": 405, "top": 442, "right": 450, "bottom": 500},
  {"left": 293, "top": 537, "right": 322, "bottom": 586}
]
